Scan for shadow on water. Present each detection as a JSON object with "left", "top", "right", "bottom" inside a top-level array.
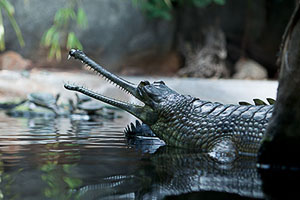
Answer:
[{"left": 0, "top": 112, "right": 298, "bottom": 200}]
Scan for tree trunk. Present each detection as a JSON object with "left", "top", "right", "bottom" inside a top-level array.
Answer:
[
  {"left": 258, "top": 0, "right": 300, "bottom": 167},
  {"left": 257, "top": 3, "right": 300, "bottom": 199}
]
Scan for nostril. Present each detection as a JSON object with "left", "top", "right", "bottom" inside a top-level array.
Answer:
[
  {"left": 69, "top": 49, "right": 83, "bottom": 58},
  {"left": 69, "top": 49, "right": 77, "bottom": 56},
  {"left": 140, "top": 81, "right": 150, "bottom": 86}
]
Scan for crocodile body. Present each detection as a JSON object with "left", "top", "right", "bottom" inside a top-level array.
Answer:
[
  {"left": 148, "top": 95, "right": 273, "bottom": 155},
  {"left": 64, "top": 49, "right": 273, "bottom": 156}
]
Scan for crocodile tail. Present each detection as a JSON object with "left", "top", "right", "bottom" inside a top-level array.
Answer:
[
  {"left": 238, "top": 101, "right": 252, "bottom": 106},
  {"left": 253, "top": 99, "right": 267, "bottom": 106},
  {"left": 239, "top": 98, "right": 276, "bottom": 106},
  {"left": 266, "top": 98, "right": 276, "bottom": 105}
]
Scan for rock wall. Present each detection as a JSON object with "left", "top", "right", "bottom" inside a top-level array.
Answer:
[
  {"left": 177, "top": 0, "right": 294, "bottom": 77},
  {"left": 1, "top": 0, "right": 294, "bottom": 74},
  {"left": 3, "top": 0, "right": 175, "bottom": 71}
]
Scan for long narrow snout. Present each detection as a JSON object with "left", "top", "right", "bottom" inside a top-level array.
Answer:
[
  {"left": 68, "top": 49, "right": 141, "bottom": 100},
  {"left": 64, "top": 49, "right": 158, "bottom": 125}
]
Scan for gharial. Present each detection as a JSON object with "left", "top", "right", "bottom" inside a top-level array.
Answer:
[{"left": 64, "top": 49, "right": 274, "bottom": 157}]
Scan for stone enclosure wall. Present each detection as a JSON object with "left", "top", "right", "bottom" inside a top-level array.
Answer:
[
  {"left": 3, "top": 0, "right": 174, "bottom": 71},
  {"left": 1, "top": 0, "right": 294, "bottom": 75}
]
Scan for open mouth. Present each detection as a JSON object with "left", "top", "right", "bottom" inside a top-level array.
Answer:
[
  {"left": 64, "top": 49, "right": 157, "bottom": 123},
  {"left": 65, "top": 49, "right": 141, "bottom": 105}
]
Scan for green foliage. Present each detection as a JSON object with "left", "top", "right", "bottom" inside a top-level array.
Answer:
[
  {"left": 41, "top": 0, "right": 88, "bottom": 61},
  {"left": 133, "top": 0, "right": 226, "bottom": 20},
  {"left": 132, "top": 0, "right": 173, "bottom": 20},
  {"left": 63, "top": 177, "right": 82, "bottom": 189},
  {"left": 0, "top": 0, "right": 24, "bottom": 51},
  {"left": 190, "top": 0, "right": 226, "bottom": 7}
]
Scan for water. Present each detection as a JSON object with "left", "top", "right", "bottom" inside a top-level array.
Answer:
[{"left": 0, "top": 111, "right": 294, "bottom": 200}]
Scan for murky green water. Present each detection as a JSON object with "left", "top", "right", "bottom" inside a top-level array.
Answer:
[{"left": 0, "top": 111, "right": 281, "bottom": 200}]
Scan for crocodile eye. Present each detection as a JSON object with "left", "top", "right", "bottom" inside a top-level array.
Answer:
[
  {"left": 154, "top": 81, "right": 165, "bottom": 85},
  {"left": 139, "top": 81, "right": 150, "bottom": 87}
]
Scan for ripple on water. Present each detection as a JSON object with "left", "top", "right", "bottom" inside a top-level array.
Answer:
[
  {"left": 0, "top": 112, "right": 272, "bottom": 200},
  {"left": 0, "top": 113, "right": 128, "bottom": 149}
]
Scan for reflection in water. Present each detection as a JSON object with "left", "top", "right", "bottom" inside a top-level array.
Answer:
[
  {"left": 0, "top": 112, "right": 294, "bottom": 199},
  {"left": 69, "top": 148, "right": 263, "bottom": 200}
]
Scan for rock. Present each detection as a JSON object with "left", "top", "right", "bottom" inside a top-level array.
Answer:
[
  {"left": 177, "top": 0, "right": 293, "bottom": 78},
  {"left": 177, "top": 26, "right": 229, "bottom": 78},
  {"left": 3, "top": 0, "right": 174, "bottom": 72},
  {"left": 0, "top": 51, "right": 32, "bottom": 70},
  {"left": 233, "top": 58, "right": 267, "bottom": 80}
]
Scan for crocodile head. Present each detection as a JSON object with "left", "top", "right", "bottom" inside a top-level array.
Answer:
[{"left": 64, "top": 49, "right": 179, "bottom": 126}]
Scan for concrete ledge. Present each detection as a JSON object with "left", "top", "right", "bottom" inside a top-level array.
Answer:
[{"left": 0, "top": 70, "right": 277, "bottom": 105}]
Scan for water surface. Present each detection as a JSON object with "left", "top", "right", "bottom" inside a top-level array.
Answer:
[{"left": 0, "top": 111, "right": 265, "bottom": 200}]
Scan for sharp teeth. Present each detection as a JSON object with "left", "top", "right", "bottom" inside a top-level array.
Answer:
[{"left": 67, "top": 55, "right": 71, "bottom": 60}]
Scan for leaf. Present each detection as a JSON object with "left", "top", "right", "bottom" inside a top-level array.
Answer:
[
  {"left": 76, "top": 7, "right": 88, "bottom": 29},
  {"left": 67, "top": 32, "right": 83, "bottom": 50},
  {"left": 131, "top": 0, "right": 139, "bottom": 6},
  {"left": 54, "top": 8, "right": 63, "bottom": 25},
  {"left": 55, "top": 44, "right": 61, "bottom": 61},
  {"left": 54, "top": 8, "right": 76, "bottom": 26},
  {"left": 0, "top": 9, "right": 5, "bottom": 51},
  {"left": 1, "top": 0, "right": 15, "bottom": 15},
  {"left": 40, "top": 163, "right": 57, "bottom": 172},
  {"left": 6, "top": 12, "right": 25, "bottom": 47},
  {"left": 192, "top": 0, "right": 211, "bottom": 7},
  {"left": 41, "top": 26, "right": 57, "bottom": 47},
  {"left": 214, "top": 0, "right": 226, "bottom": 5},
  {"left": 138, "top": 0, "right": 173, "bottom": 20},
  {"left": 164, "top": 0, "right": 172, "bottom": 8},
  {"left": 66, "top": 32, "right": 75, "bottom": 49},
  {"left": 63, "top": 177, "right": 82, "bottom": 189},
  {"left": 63, "top": 164, "right": 72, "bottom": 174},
  {"left": 1, "top": 0, "right": 25, "bottom": 48},
  {"left": 133, "top": 0, "right": 225, "bottom": 20},
  {"left": 48, "top": 32, "right": 61, "bottom": 60},
  {"left": 41, "top": 3, "right": 87, "bottom": 60}
]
